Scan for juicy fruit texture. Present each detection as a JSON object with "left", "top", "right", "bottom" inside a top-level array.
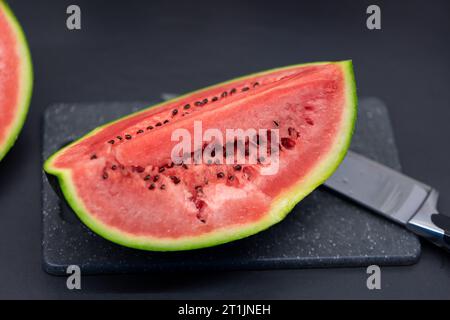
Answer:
[
  {"left": 0, "top": 2, "right": 33, "bottom": 161},
  {"left": 45, "top": 61, "right": 357, "bottom": 251}
]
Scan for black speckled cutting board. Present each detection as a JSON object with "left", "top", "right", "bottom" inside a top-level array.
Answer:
[{"left": 41, "top": 97, "right": 421, "bottom": 275}]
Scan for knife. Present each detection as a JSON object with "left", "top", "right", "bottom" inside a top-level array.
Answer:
[{"left": 324, "top": 150, "right": 450, "bottom": 251}]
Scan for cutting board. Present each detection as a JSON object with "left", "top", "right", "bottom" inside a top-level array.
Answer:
[{"left": 41, "top": 97, "right": 421, "bottom": 275}]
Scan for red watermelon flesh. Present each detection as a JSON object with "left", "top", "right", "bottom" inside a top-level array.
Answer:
[
  {"left": 0, "top": 2, "right": 33, "bottom": 161},
  {"left": 45, "top": 61, "right": 357, "bottom": 251}
]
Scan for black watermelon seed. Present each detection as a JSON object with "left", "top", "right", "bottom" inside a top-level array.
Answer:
[
  {"left": 217, "top": 172, "right": 225, "bottom": 178},
  {"left": 116, "top": 136, "right": 123, "bottom": 140},
  {"left": 111, "top": 165, "right": 117, "bottom": 170},
  {"left": 163, "top": 120, "right": 169, "bottom": 124},
  {"left": 160, "top": 184, "right": 166, "bottom": 190},
  {"left": 212, "top": 96, "right": 218, "bottom": 102},
  {"left": 202, "top": 98, "right": 208, "bottom": 104},
  {"left": 170, "top": 176, "right": 180, "bottom": 184},
  {"left": 144, "top": 175, "right": 151, "bottom": 181},
  {"left": 230, "top": 88, "right": 237, "bottom": 94},
  {"left": 108, "top": 140, "right": 115, "bottom": 144},
  {"left": 125, "top": 134, "right": 132, "bottom": 140},
  {"left": 242, "top": 87, "right": 249, "bottom": 92},
  {"left": 102, "top": 172, "right": 109, "bottom": 180},
  {"left": 228, "top": 175, "right": 234, "bottom": 181},
  {"left": 172, "top": 109, "right": 178, "bottom": 116},
  {"left": 90, "top": 154, "right": 97, "bottom": 160},
  {"left": 159, "top": 167, "right": 165, "bottom": 173},
  {"left": 221, "top": 91, "right": 228, "bottom": 98},
  {"left": 137, "top": 129, "right": 144, "bottom": 134},
  {"left": 273, "top": 120, "right": 279, "bottom": 127},
  {"left": 255, "top": 134, "right": 261, "bottom": 145},
  {"left": 184, "top": 104, "right": 190, "bottom": 110},
  {"left": 149, "top": 183, "right": 155, "bottom": 190},
  {"left": 234, "top": 165, "right": 242, "bottom": 171},
  {"left": 156, "top": 122, "right": 162, "bottom": 127},
  {"left": 153, "top": 175, "right": 160, "bottom": 182},
  {"left": 195, "top": 186, "right": 203, "bottom": 193},
  {"left": 195, "top": 101, "right": 202, "bottom": 106},
  {"left": 253, "top": 82, "right": 260, "bottom": 87},
  {"left": 182, "top": 164, "right": 188, "bottom": 169},
  {"left": 147, "top": 126, "right": 154, "bottom": 130}
]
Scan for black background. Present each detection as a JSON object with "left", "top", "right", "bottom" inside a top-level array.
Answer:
[{"left": 1, "top": 0, "right": 449, "bottom": 299}]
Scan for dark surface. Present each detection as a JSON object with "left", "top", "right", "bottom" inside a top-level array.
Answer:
[
  {"left": 42, "top": 98, "right": 420, "bottom": 275},
  {"left": 0, "top": 0, "right": 449, "bottom": 298}
]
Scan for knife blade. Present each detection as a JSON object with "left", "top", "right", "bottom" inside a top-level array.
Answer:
[{"left": 324, "top": 151, "right": 450, "bottom": 251}]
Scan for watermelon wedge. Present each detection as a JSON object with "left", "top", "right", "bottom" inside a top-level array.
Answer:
[
  {"left": 0, "top": 1, "right": 33, "bottom": 162},
  {"left": 44, "top": 61, "right": 357, "bottom": 251}
]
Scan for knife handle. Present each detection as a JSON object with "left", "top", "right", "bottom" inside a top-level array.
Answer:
[{"left": 406, "top": 189, "right": 450, "bottom": 252}]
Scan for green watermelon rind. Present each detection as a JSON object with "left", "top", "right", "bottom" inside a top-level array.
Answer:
[
  {"left": 44, "top": 60, "right": 357, "bottom": 251},
  {"left": 0, "top": 1, "right": 33, "bottom": 162}
]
